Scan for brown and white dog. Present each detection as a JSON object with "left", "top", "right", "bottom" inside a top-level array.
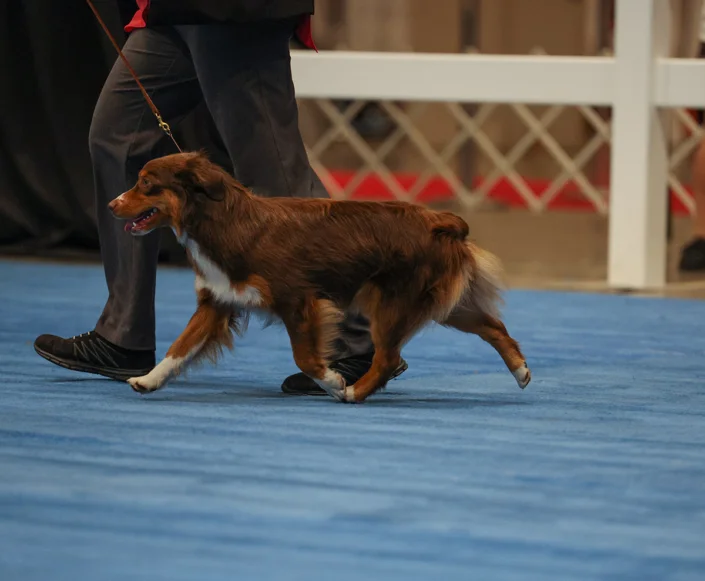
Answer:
[{"left": 108, "top": 151, "right": 531, "bottom": 403}]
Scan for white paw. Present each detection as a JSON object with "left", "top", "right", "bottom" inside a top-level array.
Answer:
[
  {"left": 342, "top": 384, "right": 358, "bottom": 403},
  {"left": 512, "top": 362, "right": 532, "bottom": 389},
  {"left": 313, "top": 369, "right": 347, "bottom": 401},
  {"left": 127, "top": 374, "right": 163, "bottom": 394},
  {"left": 128, "top": 357, "right": 181, "bottom": 394}
]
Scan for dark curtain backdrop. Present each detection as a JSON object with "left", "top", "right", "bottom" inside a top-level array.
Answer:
[{"left": 0, "top": 0, "right": 231, "bottom": 262}]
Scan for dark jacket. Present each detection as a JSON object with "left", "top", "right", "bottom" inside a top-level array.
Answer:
[{"left": 113, "top": 0, "right": 314, "bottom": 28}]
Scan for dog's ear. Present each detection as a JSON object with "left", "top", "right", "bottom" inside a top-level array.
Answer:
[{"left": 177, "top": 152, "right": 226, "bottom": 202}]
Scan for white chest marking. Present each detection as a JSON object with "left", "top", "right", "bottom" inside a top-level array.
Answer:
[{"left": 183, "top": 237, "right": 262, "bottom": 308}]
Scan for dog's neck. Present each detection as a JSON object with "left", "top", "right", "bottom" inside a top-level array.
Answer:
[{"left": 172, "top": 186, "right": 267, "bottom": 273}]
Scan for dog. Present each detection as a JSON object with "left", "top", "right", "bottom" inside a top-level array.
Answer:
[{"left": 108, "top": 151, "right": 531, "bottom": 403}]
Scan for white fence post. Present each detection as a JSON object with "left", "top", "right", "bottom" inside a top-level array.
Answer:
[{"left": 608, "top": 0, "right": 671, "bottom": 289}]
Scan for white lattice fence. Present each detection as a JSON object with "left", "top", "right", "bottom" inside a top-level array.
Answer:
[
  {"left": 302, "top": 95, "right": 703, "bottom": 218},
  {"left": 303, "top": 97, "right": 615, "bottom": 214}
]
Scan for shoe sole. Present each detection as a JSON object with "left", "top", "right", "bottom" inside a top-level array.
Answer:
[
  {"left": 281, "top": 359, "right": 409, "bottom": 396},
  {"left": 34, "top": 345, "right": 153, "bottom": 383}
]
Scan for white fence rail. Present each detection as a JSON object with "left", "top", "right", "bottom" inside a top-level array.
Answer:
[{"left": 290, "top": 0, "right": 705, "bottom": 290}]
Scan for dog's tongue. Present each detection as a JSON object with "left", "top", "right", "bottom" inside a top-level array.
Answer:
[{"left": 124, "top": 209, "right": 153, "bottom": 232}]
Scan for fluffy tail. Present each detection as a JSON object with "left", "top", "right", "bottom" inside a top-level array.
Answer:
[{"left": 461, "top": 241, "right": 506, "bottom": 319}]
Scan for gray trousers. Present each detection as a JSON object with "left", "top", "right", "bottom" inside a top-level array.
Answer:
[{"left": 91, "top": 21, "right": 372, "bottom": 356}]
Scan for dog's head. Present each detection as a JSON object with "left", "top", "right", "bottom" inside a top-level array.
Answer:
[{"left": 108, "top": 151, "right": 230, "bottom": 237}]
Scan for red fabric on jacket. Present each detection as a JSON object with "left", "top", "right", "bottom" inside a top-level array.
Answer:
[
  {"left": 124, "top": 0, "right": 148, "bottom": 32},
  {"left": 124, "top": 1, "right": 316, "bottom": 50}
]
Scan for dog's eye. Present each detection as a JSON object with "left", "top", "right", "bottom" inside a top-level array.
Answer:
[{"left": 140, "top": 177, "right": 150, "bottom": 188}]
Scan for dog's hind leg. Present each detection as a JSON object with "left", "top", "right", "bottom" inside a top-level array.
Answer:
[
  {"left": 283, "top": 298, "right": 347, "bottom": 401},
  {"left": 344, "top": 291, "right": 430, "bottom": 403},
  {"left": 343, "top": 341, "right": 404, "bottom": 403},
  {"left": 128, "top": 290, "right": 238, "bottom": 394},
  {"left": 439, "top": 242, "right": 530, "bottom": 388},
  {"left": 442, "top": 309, "right": 531, "bottom": 389}
]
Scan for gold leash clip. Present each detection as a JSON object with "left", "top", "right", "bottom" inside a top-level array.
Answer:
[
  {"left": 156, "top": 116, "right": 172, "bottom": 135},
  {"left": 156, "top": 115, "right": 183, "bottom": 152}
]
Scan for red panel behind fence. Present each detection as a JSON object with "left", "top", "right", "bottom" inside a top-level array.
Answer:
[{"left": 326, "top": 171, "right": 693, "bottom": 216}]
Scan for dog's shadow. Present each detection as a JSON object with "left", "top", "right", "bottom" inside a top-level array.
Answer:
[
  {"left": 47, "top": 377, "right": 529, "bottom": 409},
  {"left": 143, "top": 382, "right": 529, "bottom": 409}
]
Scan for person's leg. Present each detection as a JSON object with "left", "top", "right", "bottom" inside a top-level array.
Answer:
[
  {"left": 176, "top": 20, "right": 320, "bottom": 198},
  {"left": 177, "top": 21, "right": 406, "bottom": 393},
  {"left": 91, "top": 30, "right": 204, "bottom": 350},
  {"left": 34, "top": 28, "right": 203, "bottom": 379}
]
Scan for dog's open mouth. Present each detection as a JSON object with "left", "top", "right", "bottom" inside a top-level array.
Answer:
[{"left": 124, "top": 208, "right": 160, "bottom": 233}]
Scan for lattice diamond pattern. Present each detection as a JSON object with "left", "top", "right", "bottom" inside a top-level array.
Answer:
[
  {"left": 669, "top": 108, "right": 704, "bottom": 215},
  {"left": 303, "top": 97, "right": 701, "bottom": 216}
]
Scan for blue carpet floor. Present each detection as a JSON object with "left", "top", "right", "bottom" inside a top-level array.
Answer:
[{"left": 0, "top": 259, "right": 703, "bottom": 581}]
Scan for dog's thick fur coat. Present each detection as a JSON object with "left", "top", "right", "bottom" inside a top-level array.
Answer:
[{"left": 108, "top": 152, "right": 530, "bottom": 402}]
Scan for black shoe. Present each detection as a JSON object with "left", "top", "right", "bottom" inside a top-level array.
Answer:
[
  {"left": 679, "top": 238, "right": 705, "bottom": 271},
  {"left": 34, "top": 330, "right": 155, "bottom": 381},
  {"left": 281, "top": 352, "right": 408, "bottom": 396}
]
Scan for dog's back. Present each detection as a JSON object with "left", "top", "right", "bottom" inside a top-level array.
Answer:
[{"left": 250, "top": 198, "right": 480, "bottom": 313}]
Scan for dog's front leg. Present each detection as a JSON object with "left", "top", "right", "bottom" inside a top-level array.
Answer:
[
  {"left": 128, "top": 292, "right": 236, "bottom": 394},
  {"left": 283, "top": 299, "right": 347, "bottom": 401}
]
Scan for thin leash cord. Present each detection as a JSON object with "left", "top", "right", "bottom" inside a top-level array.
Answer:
[{"left": 85, "top": 0, "right": 183, "bottom": 153}]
